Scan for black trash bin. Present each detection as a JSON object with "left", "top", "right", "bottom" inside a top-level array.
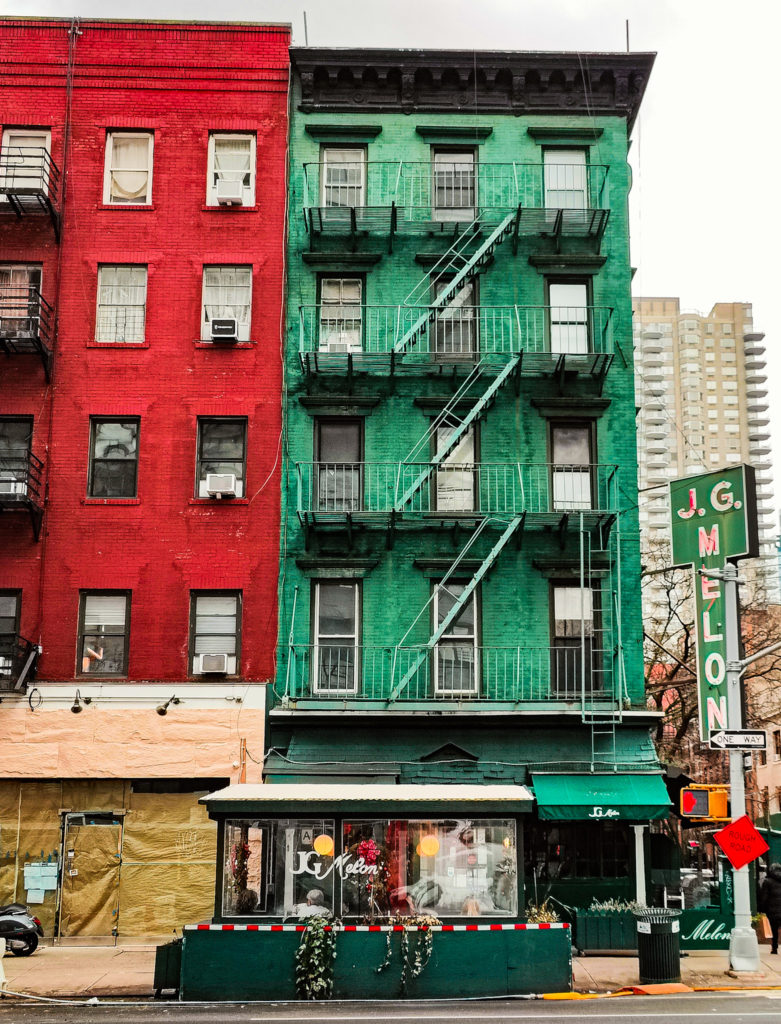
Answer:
[{"left": 632, "top": 908, "right": 681, "bottom": 984}]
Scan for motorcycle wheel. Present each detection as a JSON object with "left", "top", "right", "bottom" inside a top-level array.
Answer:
[{"left": 10, "top": 934, "right": 38, "bottom": 956}]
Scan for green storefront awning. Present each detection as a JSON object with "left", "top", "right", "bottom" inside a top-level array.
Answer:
[{"left": 532, "top": 773, "right": 671, "bottom": 822}]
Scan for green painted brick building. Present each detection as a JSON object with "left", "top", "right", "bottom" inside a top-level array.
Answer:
[{"left": 222, "top": 48, "right": 671, "bottom": 933}]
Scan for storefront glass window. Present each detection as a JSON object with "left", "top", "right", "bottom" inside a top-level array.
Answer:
[
  {"left": 222, "top": 819, "right": 336, "bottom": 918},
  {"left": 341, "top": 819, "right": 516, "bottom": 919},
  {"left": 525, "top": 822, "right": 630, "bottom": 880}
]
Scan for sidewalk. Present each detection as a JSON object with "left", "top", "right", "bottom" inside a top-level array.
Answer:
[{"left": 3, "top": 943, "right": 781, "bottom": 1000}]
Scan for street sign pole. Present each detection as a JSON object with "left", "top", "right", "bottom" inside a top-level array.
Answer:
[{"left": 724, "top": 562, "right": 759, "bottom": 973}]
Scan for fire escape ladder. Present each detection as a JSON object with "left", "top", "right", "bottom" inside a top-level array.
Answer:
[
  {"left": 394, "top": 210, "right": 519, "bottom": 356},
  {"left": 395, "top": 354, "right": 521, "bottom": 511},
  {"left": 387, "top": 515, "right": 523, "bottom": 702}
]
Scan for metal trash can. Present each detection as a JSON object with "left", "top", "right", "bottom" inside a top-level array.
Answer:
[{"left": 632, "top": 908, "right": 681, "bottom": 984}]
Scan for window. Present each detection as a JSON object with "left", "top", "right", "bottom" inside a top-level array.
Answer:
[
  {"left": 207, "top": 133, "right": 256, "bottom": 206},
  {"left": 433, "top": 581, "right": 478, "bottom": 695},
  {"left": 548, "top": 281, "right": 589, "bottom": 354},
  {"left": 201, "top": 266, "right": 252, "bottom": 341},
  {"left": 0, "top": 418, "right": 33, "bottom": 496},
  {"left": 313, "top": 581, "right": 359, "bottom": 695},
  {"left": 526, "top": 821, "right": 630, "bottom": 880},
  {"left": 432, "top": 149, "right": 476, "bottom": 221},
  {"left": 543, "top": 148, "right": 587, "bottom": 209},
  {"left": 0, "top": 129, "right": 51, "bottom": 194},
  {"left": 551, "top": 582, "right": 601, "bottom": 697},
  {"left": 0, "top": 264, "right": 43, "bottom": 339},
  {"left": 195, "top": 418, "right": 247, "bottom": 497},
  {"left": 435, "top": 425, "right": 475, "bottom": 512},
  {"left": 315, "top": 419, "right": 362, "bottom": 512},
  {"left": 551, "top": 423, "right": 593, "bottom": 510},
  {"left": 78, "top": 592, "right": 130, "bottom": 675},
  {"left": 103, "top": 132, "right": 153, "bottom": 205},
  {"left": 321, "top": 147, "right": 365, "bottom": 208},
  {"left": 190, "top": 592, "right": 240, "bottom": 675},
  {"left": 95, "top": 266, "right": 147, "bottom": 343},
  {"left": 433, "top": 275, "right": 477, "bottom": 360},
  {"left": 0, "top": 591, "right": 21, "bottom": 679},
  {"left": 318, "top": 277, "right": 362, "bottom": 353},
  {"left": 88, "top": 419, "right": 139, "bottom": 498},
  {"left": 774, "top": 730, "right": 781, "bottom": 760}
]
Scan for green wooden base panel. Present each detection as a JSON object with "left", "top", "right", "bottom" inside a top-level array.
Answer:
[{"left": 178, "top": 928, "right": 572, "bottom": 1000}]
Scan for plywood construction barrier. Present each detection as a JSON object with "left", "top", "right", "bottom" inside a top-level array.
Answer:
[{"left": 0, "top": 781, "right": 217, "bottom": 937}]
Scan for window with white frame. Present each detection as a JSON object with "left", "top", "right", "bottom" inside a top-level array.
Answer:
[
  {"left": 78, "top": 592, "right": 130, "bottom": 676},
  {"left": 313, "top": 581, "right": 359, "bottom": 695},
  {"left": 103, "top": 132, "right": 153, "bottom": 205},
  {"left": 319, "top": 277, "right": 362, "bottom": 352},
  {"left": 190, "top": 591, "right": 240, "bottom": 675},
  {"left": 201, "top": 266, "right": 252, "bottom": 341},
  {"left": 0, "top": 264, "right": 43, "bottom": 338},
  {"left": 207, "top": 133, "right": 256, "bottom": 206},
  {"left": 433, "top": 581, "right": 478, "bottom": 696},
  {"left": 432, "top": 149, "right": 476, "bottom": 221},
  {"left": 0, "top": 129, "right": 51, "bottom": 194},
  {"left": 548, "top": 281, "right": 589, "bottom": 354},
  {"left": 435, "top": 425, "right": 475, "bottom": 512},
  {"left": 95, "top": 266, "right": 147, "bottom": 343},
  {"left": 321, "top": 147, "right": 365, "bottom": 208},
  {"left": 543, "top": 148, "right": 587, "bottom": 209}
]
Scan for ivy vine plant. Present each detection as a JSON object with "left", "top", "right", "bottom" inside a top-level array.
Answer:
[{"left": 295, "top": 917, "right": 337, "bottom": 1000}]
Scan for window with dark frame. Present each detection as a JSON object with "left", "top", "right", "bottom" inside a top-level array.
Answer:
[
  {"left": 547, "top": 279, "right": 590, "bottom": 355},
  {"left": 525, "top": 822, "right": 630, "bottom": 880},
  {"left": 433, "top": 581, "right": 478, "bottom": 696},
  {"left": 315, "top": 419, "right": 362, "bottom": 512},
  {"left": 196, "top": 418, "right": 247, "bottom": 498},
  {"left": 190, "top": 591, "right": 241, "bottom": 676},
  {"left": 0, "top": 417, "right": 33, "bottom": 496},
  {"left": 0, "top": 591, "right": 21, "bottom": 679},
  {"left": 88, "top": 419, "right": 139, "bottom": 498},
  {"left": 550, "top": 580, "right": 602, "bottom": 697},
  {"left": 0, "top": 265, "right": 43, "bottom": 340},
  {"left": 774, "top": 730, "right": 781, "bottom": 759},
  {"left": 313, "top": 580, "right": 360, "bottom": 695},
  {"left": 78, "top": 591, "right": 130, "bottom": 676},
  {"left": 550, "top": 422, "right": 593, "bottom": 511}
]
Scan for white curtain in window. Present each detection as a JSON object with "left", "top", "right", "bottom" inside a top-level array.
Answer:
[
  {"left": 110, "top": 136, "right": 150, "bottom": 202},
  {"left": 213, "top": 137, "right": 252, "bottom": 184},
  {"left": 202, "top": 267, "right": 252, "bottom": 335},
  {"left": 2, "top": 132, "right": 48, "bottom": 190},
  {"left": 84, "top": 595, "right": 126, "bottom": 628},
  {"left": 195, "top": 596, "right": 237, "bottom": 656},
  {"left": 96, "top": 266, "right": 147, "bottom": 343}
]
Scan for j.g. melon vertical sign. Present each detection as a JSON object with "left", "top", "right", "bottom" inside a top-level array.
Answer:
[{"left": 669, "top": 466, "right": 758, "bottom": 742}]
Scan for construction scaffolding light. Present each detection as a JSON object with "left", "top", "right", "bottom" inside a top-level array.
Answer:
[{"left": 680, "top": 784, "right": 730, "bottom": 821}]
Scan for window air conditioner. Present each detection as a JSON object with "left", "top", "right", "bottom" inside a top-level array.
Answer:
[
  {"left": 0, "top": 479, "right": 26, "bottom": 496},
  {"left": 197, "top": 653, "right": 229, "bottom": 674},
  {"left": 216, "top": 179, "right": 244, "bottom": 206},
  {"left": 210, "top": 318, "right": 239, "bottom": 342},
  {"left": 205, "top": 473, "right": 237, "bottom": 498}
]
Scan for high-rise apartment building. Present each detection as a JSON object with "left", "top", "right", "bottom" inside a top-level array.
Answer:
[
  {"left": 633, "top": 298, "right": 777, "bottom": 600},
  {"left": 0, "top": 17, "right": 289, "bottom": 938}
]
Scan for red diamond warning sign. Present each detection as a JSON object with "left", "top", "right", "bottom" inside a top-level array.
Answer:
[{"left": 713, "top": 815, "right": 769, "bottom": 870}]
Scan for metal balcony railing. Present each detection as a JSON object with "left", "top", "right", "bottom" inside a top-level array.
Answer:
[
  {"left": 0, "top": 286, "right": 54, "bottom": 375},
  {"left": 0, "top": 147, "right": 61, "bottom": 235},
  {"left": 296, "top": 462, "right": 619, "bottom": 519},
  {"left": 0, "top": 448, "right": 45, "bottom": 539},
  {"left": 285, "top": 642, "right": 614, "bottom": 703},
  {"left": 0, "top": 633, "right": 40, "bottom": 693},
  {"left": 302, "top": 161, "right": 609, "bottom": 233},
  {"left": 300, "top": 304, "right": 615, "bottom": 365}
]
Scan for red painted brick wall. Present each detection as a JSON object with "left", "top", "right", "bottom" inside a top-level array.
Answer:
[{"left": 0, "top": 19, "right": 290, "bottom": 682}]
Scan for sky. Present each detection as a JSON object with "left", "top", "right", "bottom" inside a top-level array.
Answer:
[{"left": 7, "top": 0, "right": 781, "bottom": 518}]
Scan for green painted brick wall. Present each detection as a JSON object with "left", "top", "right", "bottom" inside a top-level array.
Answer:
[{"left": 275, "top": 89, "right": 645, "bottom": 719}]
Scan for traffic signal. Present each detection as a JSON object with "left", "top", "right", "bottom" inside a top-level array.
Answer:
[{"left": 680, "top": 785, "right": 730, "bottom": 821}]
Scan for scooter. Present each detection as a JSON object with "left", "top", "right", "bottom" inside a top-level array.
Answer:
[{"left": 0, "top": 903, "right": 44, "bottom": 956}]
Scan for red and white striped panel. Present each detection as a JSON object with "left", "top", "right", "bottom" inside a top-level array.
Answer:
[{"left": 185, "top": 922, "right": 570, "bottom": 932}]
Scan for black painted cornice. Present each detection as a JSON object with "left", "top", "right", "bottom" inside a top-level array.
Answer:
[{"left": 291, "top": 48, "right": 655, "bottom": 131}]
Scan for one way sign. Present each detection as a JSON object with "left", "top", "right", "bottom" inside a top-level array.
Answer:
[{"left": 709, "top": 730, "right": 766, "bottom": 751}]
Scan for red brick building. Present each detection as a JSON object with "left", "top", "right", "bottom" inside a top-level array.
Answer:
[{"left": 0, "top": 18, "right": 289, "bottom": 937}]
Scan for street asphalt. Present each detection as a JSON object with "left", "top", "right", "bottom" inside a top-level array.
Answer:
[{"left": 3, "top": 994, "right": 781, "bottom": 1023}]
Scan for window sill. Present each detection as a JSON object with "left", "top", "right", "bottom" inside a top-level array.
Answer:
[
  {"left": 189, "top": 498, "right": 249, "bottom": 506},
  {"left": 201, "top": 204, "right": 258, "bottom": 213},
  {"left": 193, "top": 340, "right": 255, "bottom": 348},
  {"left": 86, "top": 342, "right": 150, "bottom": 349},
  {"left": 82, "top": 498, "right": 140, "bottom": 505},
  {"left": 97, "top": 203, "right": 156, "bottom": 211}
]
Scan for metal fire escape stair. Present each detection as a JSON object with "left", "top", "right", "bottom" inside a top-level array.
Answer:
[
  {"left": 387, "top": 515, "right": 523, "bottom": 702},
  {"left": 393, "top": 210, "right": 519, "bottom": 356}
]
